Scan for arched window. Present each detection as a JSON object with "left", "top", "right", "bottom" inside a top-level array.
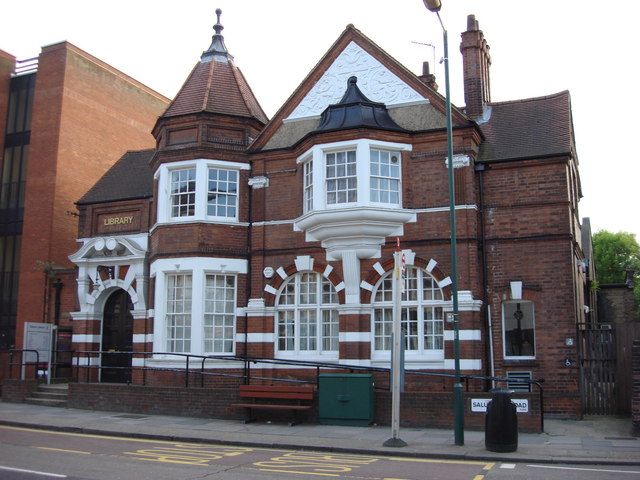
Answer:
[
  {"left": 372, "top": 266, "right": 445, "bottom": 360},
  {"left": 276, "top": 272, "right": 339, "bottom": 357}
]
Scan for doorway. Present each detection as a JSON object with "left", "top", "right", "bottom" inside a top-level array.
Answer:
[{"left": 101, "top": 289, "right": 133, "bottom": 383}]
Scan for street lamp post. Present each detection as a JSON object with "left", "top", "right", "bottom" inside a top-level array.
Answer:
[{"left": 423, "top": 0, "right": 464, "bottom": 446}]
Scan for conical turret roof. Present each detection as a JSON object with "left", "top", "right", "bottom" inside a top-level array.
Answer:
[{"left": 160, "top": 9, "right": 268, "bottom": 124}]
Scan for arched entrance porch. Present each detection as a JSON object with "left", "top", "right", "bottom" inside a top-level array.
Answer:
[{"left": 101, "top": 289, "right": 133, "bottom": 383}]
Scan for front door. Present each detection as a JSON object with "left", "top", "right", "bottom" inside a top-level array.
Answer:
[{"left": 101, "top": 290, "right": 133, "bottom": 383}]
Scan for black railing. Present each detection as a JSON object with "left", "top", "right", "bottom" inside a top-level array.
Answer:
[
  {"left": 71, "top": 350, "right": 545, "bottom": 431},
  {"left": 1, "top": 349, "right": 40, "bottom": 380}
]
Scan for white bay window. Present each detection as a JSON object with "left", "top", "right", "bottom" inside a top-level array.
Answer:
[
  {"left": 155, "top": 159, "right": 249, "bottom": 224},
  {"left": 298, "top": 139, "right": 410, "bottom": 212}
]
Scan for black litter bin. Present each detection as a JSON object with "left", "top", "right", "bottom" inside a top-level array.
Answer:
[{"left": 485, "top": 388, "right": 518, "bottom": 452}]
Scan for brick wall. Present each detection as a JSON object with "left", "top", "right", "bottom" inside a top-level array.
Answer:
[
  {"left": 1, "top": 379, "right": 38, "bottom": 402},
  {"left": 599, "top": 286, "right": 639, "bottom": 324},
  {"left": 15, "top": 42, "right": 168, "bottom": 349},
  {"left": 65, "top": 382, "right": 540, "bottom": 432}
]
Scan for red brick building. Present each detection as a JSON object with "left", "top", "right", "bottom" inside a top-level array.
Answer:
[
  {"left": 69, "top": 13, "right": 587, "bottom": 417},
  {"left": 0, "top": 42, "right": 169, "bottom": 370}
]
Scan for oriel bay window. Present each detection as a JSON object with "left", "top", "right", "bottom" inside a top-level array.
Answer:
[
  {"left": 156, "top": 159, "right": 249, "bottom": 224},
  {"left": 298, "top": 139, "right": 411, "bottom": 213},
  {"left": 276, "top": 272, "right": 339, "bottom": 357}
]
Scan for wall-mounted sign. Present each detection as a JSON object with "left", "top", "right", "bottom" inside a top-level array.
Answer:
[
  {"left": 470, "top": 398, "right": 529, "bottom": 413},
  {"left": 97, "top": 212, "right": 140, "bottom": 233}
]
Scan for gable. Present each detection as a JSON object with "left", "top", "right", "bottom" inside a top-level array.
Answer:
[{"left": 286, "top": 41, "right": 427, "bottom": 121}]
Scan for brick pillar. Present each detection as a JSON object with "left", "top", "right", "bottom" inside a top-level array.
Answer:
[{"left": 632, "top": 340, "right": 640, "bottom": 435}]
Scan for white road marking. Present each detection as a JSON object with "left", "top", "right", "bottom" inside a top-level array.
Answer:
[
  {"left": 500, "top": 463, "right": 516, "bottom": 469},
  {"left": 0, "top": 465, "right": 67, "bottom": 477},
  {"left": 528, "top": 464, "right": 640, "bottom": 475}
]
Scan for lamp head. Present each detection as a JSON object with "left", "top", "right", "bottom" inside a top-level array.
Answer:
[{"left": 423, "top": 0, "right": 442, "bottom": 12}]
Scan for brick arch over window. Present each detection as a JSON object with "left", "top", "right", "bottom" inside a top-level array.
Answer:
[
  {"left": 362, "top": 254, "right": 452, "bottom": 304},
  {"left": 263, "top": 257, "right": 345, "bottom": 306}
]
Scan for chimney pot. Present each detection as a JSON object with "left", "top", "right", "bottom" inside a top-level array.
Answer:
[
  {"left": 467, "top": 14, "right": 479, "bottom": 31},
  {"left": 419, "top": 61, "right": 438, "bottom": 91}
]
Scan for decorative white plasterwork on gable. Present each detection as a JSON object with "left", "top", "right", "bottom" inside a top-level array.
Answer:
[{"left": 286, "top": 41, "right": 427, "bottom": 121}]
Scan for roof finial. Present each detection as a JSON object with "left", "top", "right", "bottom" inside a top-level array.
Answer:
[
  {"left": 214, "top": 8, "right": 224, "bottom": 35},
  {"left": 202, "top": 7, "right": 230, "bottom": 61}
]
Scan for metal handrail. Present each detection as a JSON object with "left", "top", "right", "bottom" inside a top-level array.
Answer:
[
  {"left": 2, "top": 349, "right": 41, "bottom": 380},
  {"left": 71, "top": 350, "right": 545, "bottom": 431}
]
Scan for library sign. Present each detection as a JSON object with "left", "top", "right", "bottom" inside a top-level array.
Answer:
[{"left": 98, "top": 212, "right": 140, "bottom": 233}]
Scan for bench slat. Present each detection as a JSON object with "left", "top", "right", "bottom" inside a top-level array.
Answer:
[
  {"left": 240, "top": 391, "right": 313, "bottom": 401},
  {"left": 231, "top": 403, "right": 312, "bottom": 411},
  {"left": 239, "top": 385, "right": 314, "bottom": 393}
]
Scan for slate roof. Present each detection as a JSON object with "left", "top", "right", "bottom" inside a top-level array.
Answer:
[
  {"left": 77, "top": 149, "right": 154, "bottom": 205},
  {"left": 478, "top": 91, "right": 575, "bottom": 162}
]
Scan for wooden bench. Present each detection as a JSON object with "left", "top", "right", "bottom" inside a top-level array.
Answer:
[{"left": 231, "top": 384, "right": 315, "bottom": 426}]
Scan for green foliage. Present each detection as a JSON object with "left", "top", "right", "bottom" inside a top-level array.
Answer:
[
  {"left": 592, "top": 230, "right": 640, "bottom": 284},
  {"left": 593, "top": 230, "right": 640, "bottom": 315}
]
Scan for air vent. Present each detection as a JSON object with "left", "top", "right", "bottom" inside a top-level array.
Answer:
[{"left": 506, "top": 371, "right": 532, "bottom": 392}]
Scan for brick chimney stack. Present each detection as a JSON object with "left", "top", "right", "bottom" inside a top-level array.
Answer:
[
  {"left": 419, "top": 61, "right": 438, "bottom": 91},
  {"left": 460, "top": 14, "right": 491, "bottom": 118}
]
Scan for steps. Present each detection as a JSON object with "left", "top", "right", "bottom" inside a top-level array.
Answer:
[{"left": 25, "top": 383, "right": 68, "bottom": 407}]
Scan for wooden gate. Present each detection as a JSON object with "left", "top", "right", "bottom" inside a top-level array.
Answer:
[{"left": 578, "top": 324, "right": 616, "bottom": 415}]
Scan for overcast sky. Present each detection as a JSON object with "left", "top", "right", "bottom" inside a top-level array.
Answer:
[{"left": 2, "top": 0, "right": 638, "bottom": 240}]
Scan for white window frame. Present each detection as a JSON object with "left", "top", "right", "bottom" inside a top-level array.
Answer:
[
  {"left": 155, "top": 159, "right": 250, "bottom": 225},
  {"left": 303, "top": 157, "right": 313, "bottom": 213},
  {"left": 151, "top": 257, "right": 247, "bottom": 359},
  {"left": 165, "top": 272, "right": 192, "bottom": 353},
  {"left": 502, "top": 300, "right": 536, "bottom": 360},
  {"left": 371, "top": 266, "right": 446, "bottom": 362},
  {"left": 203, "top": 273, "right": 237, "bottom": 354},
  {"left": 297, "top": 139, "right": 411, "bottom": 213},
  {"left": 275, "top": 271, "right": 339, "bottom": 360},
  {"left": 206, "top": 167, "right": 239, "bottom": 221},
  {"left": 169, "top": 168, "right": 196, "bottom": 218},
  {"left": 325, "top": 149, "right": 357, "bottom": 205},
  {"left": 369, "top": 148, "right": 401, "bottom": 206}
]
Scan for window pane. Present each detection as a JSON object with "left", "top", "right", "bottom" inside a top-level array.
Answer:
[
  {"left": 204, "top": 274, "right": 236, "bottom": 353},
  {"left": 370, "top": 149, "right": 400, "bottom": 205},
  {"left": 166, "top": 273, "right": 192, "bottom": 352},
  {"left": 276, "top": 272, "right": 338, "bottom": 354},
  {"left": 373, "top": 268, "right": 445, "bottom": 354},
  {"left": 170, "top": 168, "right": 196, "bottom": 218},
  {"left": 326, "top": 149, "right": 357, "bottom": 204},
  {"left": 207, "top": 168, "right": 238, "bottom": 218},
  {"left": 503, "top": 302, "right": 535, "bottom": 357}
]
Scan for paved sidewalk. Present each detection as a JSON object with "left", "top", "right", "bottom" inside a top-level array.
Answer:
[{"left": 0, "top": 401, "right": 638, "bottom": 465}]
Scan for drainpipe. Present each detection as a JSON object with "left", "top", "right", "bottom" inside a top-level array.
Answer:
[
  {"left": 475, "top": 162, "right": 493, "bottom": 390},
  {"left": 53, "top": 279, "right": 63, "bottom": 325}
]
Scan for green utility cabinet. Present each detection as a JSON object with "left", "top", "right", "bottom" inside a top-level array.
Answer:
[{"left": 318, "top": 374, "right": 374, "bottom": 426}]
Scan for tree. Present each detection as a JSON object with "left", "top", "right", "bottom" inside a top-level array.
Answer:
[{"left": 592, "top": 230, "right": 640, "bottom": 314}]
